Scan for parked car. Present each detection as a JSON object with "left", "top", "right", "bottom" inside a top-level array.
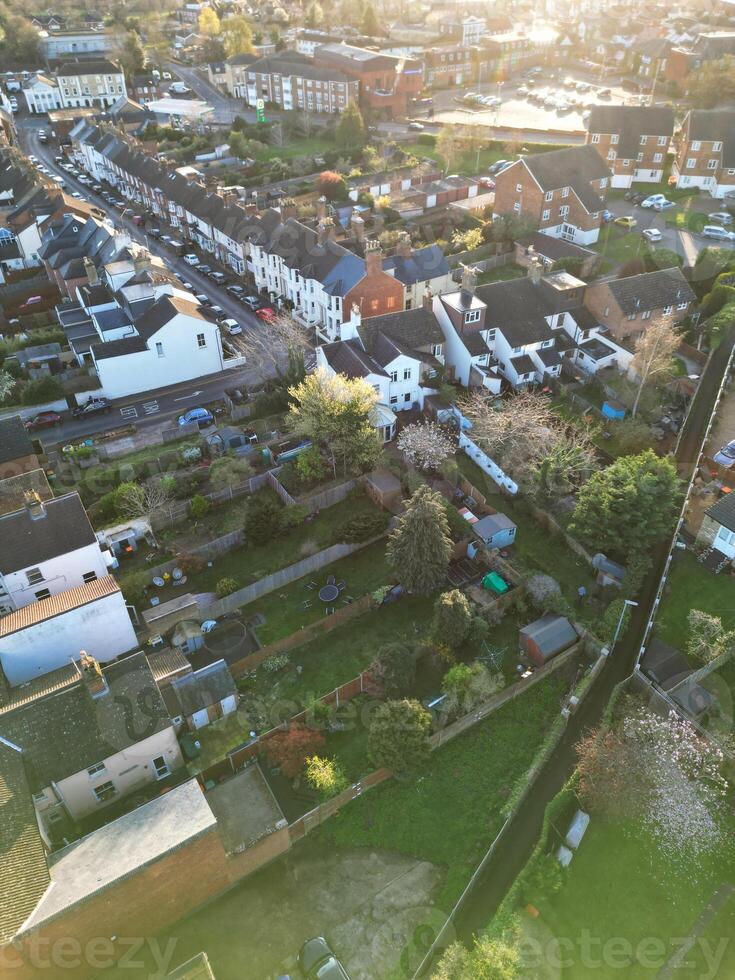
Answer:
[
  {"left": 209, "top": 305, "right": 226, "bottom": 319},
  {"left": 479, "top": 176, "right": 496, "bottom": 189},
  {"left": 614, "top": 216, "right": 637, "bottom": 229},
  {"left": 407, "top": 121, "right": 424, "bottom": 131},
  {"left": 602, "top": 210, "right": 614, "bottom": 223},
  {"left": 702, "top": 225, "right": 735, "bottom": 241},
  {"left": 208, "top": 271, "right": 227, "bottom": 284},
  {"left": 221, "top": 318, "right": 242, "bottom": 335},
  {"left": 242, "top": 295, "right": 262, "bottom": 310},
  {"left": 708, "top": 212, "right": 733, "bottom": 225},
  {"left": 598, "top": 88, "right": 612, "bottom": 98},
  {"left": 183, "top": 253, "right": 199, "bottom": 265},
  {"left": 226, "top": 284, "right": 245, "bottom": 295},
  {"left": 653, "top": 200, "right": 676, "bottom": 211},
  {"left": 196, "top": 263, "right": 212, "bottom": 274},
  {"left": 71, "top": 396, "right": 111, "bottom": 418},
  {"left": 488, "top": 158, "right": 510, "bottom": 174},
  {"left": 642, "top": 228, "right": 663, "bottom": 242},
  {"left": 195, "top": 293, "right": 211, "bottom": 306},
  {"left": 24, "top": 411, "right": 63, "bottom": 431},
  {"left": 713, "top": 439, "right": 735, "bottom": 468},
  {"left": 298, "top": 938, "right": 350, "bottom": 980},
  {"left": 641, "top": 194, "right": 667, "bottom": 208},
  {"left": 255, "top": 306, "right": 276, "bottom": 322},
  {"left": 178, "top": 407, "right": 214, "bottom": 427}
]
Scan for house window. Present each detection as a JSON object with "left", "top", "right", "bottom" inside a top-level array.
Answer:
[
  {"left": 561, "top": 186, "right": 569, "bottom": 198},
  {"left": 156, "top": 342, "right": 164, "bottom": 357},
  {"left": 663, "top": 305, "right": 673, "bottom": 314},
  {"left": 559, "top": 205, "right": 569, "bottom": 218},
  {"left": 658, "top": 136, "right": 668, "bottom": 146},
  {"left": 196, "top": 333, "right": 206, "bottom": 348},
  {"left": 600, "top": 178, "right": 608, "bottom": 188},
  {"left": 515, "top": 183, "right": 522, "bottom": 193},
  {"left": 544, "top": 191, "right": 553, "bottom": 202},
  {"left": 707, "top": 159, "right": 718, "bottom": 170},
  {"left": 404, "top": 393, "right": 411, "bottom": 402},
  {"left": 93, "top": 780, "right": 117, "bottom": 802},
  {"left": 653, "top": 153, "right": 663, "bottom": 163},
  {"left": 35, "top": 589, "right": 51, "bottom": 600},
  {"left": 390, "top": 395, "right": 398, "bottom": 405},
  {"left": 87, "top": 761, "right": 106, "bottom": 777},
  {"left": 403, "top": 368, "right": 411, "bottom": 380},
  {"left": 26, "top": 567, "right": 43, "bottom": 585},
  {"left": 591, "top": 134, "right": 600, "bottom": 144},
  {"left": 691, "top": 141, "right": 701, "bottom": 151},
  {"left": 686, "top": 158, "right": 696, "bottom": 169},
  {"left": 623, "top": 159, "right": 631, "bottom": 167},
  {"left": 82, "top": 571, "right": 97, "bottom": 583},
  {"left": 465, "top": 310, "right": 481, "bottom": 324},
  {"left": 640, "top": 135, "right": 647, "bottom": 145},
  {"left": 390, "top": 370, "right": 398, "bottom": 382},
  {"left": 542, "top": 209, "right": 550, "bottom": 221},
  {"left": 431, "top": 343, "right": 442, "bottom": 356},
  {"left": 677, "top": 301, "right": 688, "bottom": 310},
  {"left": 607, "top": 150, "right": 616, "bottom": 161},
  {"left": 636, "top": 153, "right": 643, "bottom": 162},
  {"left": 152, "top": 755, "right": 170, "bottom": 779},
  {"left": 626, "top": 313, "right": 636, "bottom": 321},
  {"left": 513, "top": 202, "right": 521, "bottom": 213},
  {"left": 641, "top": 310, "right": 651, "bottom": 319}
]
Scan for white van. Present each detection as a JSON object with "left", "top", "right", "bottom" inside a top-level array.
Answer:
[
  {"left": 702, "top": 225, "right": 735, "bottom": 241},
  {"left": 169, "top": 81, "right": 190, "bottom": 95}
]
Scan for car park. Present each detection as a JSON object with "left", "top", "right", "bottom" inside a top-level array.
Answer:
[
  {"left": 614, "top": 216, "right": 637, "bottom": 228},
  {"left": 298, "top": 938, "right": 350, "bottom": 980},
  {"left": 24, "top": 411, "right": 63, "bottom": 431},
  {"left": 71, "top": 396, "right": 111, "bottom": 418},
  {"left": 221, "top": 318, "right": 243, "bottom": 335},
  {"left": 702, "top": 225, "right": 735, "bottom": 241},
  {"left": 642, "top": 228, "right": 663, "bottom": 243},
  {"left": 641, "top": 194, "right": 667, "bottom": 208},
  {"left": 708, "top": 212, "right": 733, "bottom": 225},
  {"left": 713, "top": 440, "right": 735, "bottom": 468},
  {"left": 178, "top": 407, "right": 214, "bottom": 427}
]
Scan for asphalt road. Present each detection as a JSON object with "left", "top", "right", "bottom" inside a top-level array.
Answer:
[
  {"left": 447, "top": 327, "right": 735, "bottom": 951},
  {"left": 13, "top": 117, "right": 281, "bottom": 444}
]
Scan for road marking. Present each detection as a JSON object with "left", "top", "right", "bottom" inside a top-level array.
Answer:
[
  {"left": 143, "top": 400, "right": 160, "bottom": 415},
  {"left": 120, "top": 406, "right": 138, "bottom": 419},
  {"left": 173, "top": 390, "right": 203, "bottom": 402}
]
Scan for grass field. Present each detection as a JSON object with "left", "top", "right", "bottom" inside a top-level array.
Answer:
[
  {"left": 255, "top": 136, "right": 332, "bottom": 162},
  {"left": 592, "top": 225, "right": 645, "bottom": 272},
  {"left": 655, "top": 549, "right": 735, "bottom": 651},
  {"left": 318, "top": 668, "right": 570, "bottom": 908}
]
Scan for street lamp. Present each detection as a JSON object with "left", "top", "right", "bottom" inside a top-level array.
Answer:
[{"left": 611, "top": 599, "right": 638, "bottom": 651}]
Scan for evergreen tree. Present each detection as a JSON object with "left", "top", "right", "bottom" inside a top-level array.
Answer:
[
  {"left": 335, "top": 101, "right": 366, "bottom": 151},
  {"left": 368, "top": 699, "right": 431, "bottom": 777},
  {"left": 433, "top": 590, "right": 472, "bottom": 648},
  {"left": 569, "top": 450, "right": 679, "bottom": 558},
  {"left": 386, "top": 485, "right": 452, "bottom": 594},
  {"left": 360, "top": 2, "right": 381, "bottom": 36},
  {"left": 119, "top": 30, "right": 145, "bottom": 81}
]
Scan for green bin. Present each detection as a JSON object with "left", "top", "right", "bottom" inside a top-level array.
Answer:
[{"left": 481, "top": 571, "right": 508, "bottom": 594}]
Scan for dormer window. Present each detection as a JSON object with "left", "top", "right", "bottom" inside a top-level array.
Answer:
[{"left": 465, "top": 310, "right": 481, "bottom": 324}]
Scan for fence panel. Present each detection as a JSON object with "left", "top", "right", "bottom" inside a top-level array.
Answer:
[{"left": 297, "top": 480, "right": 356, "bottom": 514}]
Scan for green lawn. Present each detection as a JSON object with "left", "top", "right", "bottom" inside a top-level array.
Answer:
[
  {"left": 120, "top": 492, "right": 387, "bottom": 601},
  {"left": 317, "top": 669, "right": 570, "bottom": 908},
  {"left": 536, "top": 810, "right": 735, "bottom": 979},
  {"left": 477, "top": 264, "right": 525, "bottom": 285},
  {"left": 591, "top": 225, "right": 645, "bottom": 272},
  {"left": 457, "top": 456, "right": 596, "bottom": 619},
  {"left": 255, "top": 136, "right": 332, "bottom": 162},
  {"left": 245, "top": 538, "right": 394, "bottom": 647},
  {"left": 186, "top": 712, "right": 256, "bottom": 775},
  {"left": 655, "top": 549, "right": 735, "bottom": 651},
  {"left": 403, "top": 139, "right": 568, "bottom": 177}
]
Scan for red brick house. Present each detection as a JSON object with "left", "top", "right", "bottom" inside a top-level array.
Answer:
[
  {"left": 672, "top": 109, "right": 735, "bottom": 200},
  {"left": 494, "top": 145, "right": 611, "bottom": 246},
  {"left": 344, "top": 240, "right": 405, "bottom": 319},
  {"left": 584, "top": 267, "right": 696, "bottom": 341},
  {"left": 317, "top": 43, "right": 423, "bottom": 117},
  {"left": 586, "top": 105, "right": 675, "bottom": 187}
]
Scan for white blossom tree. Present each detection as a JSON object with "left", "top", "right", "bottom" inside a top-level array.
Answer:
[
  {"left": 397, "top": 422, "right": 456, "bottom": 471},
  {"left": 687, "top": 609, "right": 735, "bottom": 665},
  {"left": 237, "top": 312, "right": 311, "bottom": 382},
  {"left": 629, "top": 319, "right": 680, "bottom": 418}
]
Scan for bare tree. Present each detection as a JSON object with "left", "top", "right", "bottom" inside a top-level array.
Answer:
[
  {"left": 460, "top": 389, "right": 598, "bottom": 496},
  {"left": 115, "top": 478, "right": 174, "bottom": 526},
  {"left": 398, "top": 422, "right": 456, "bottom": 471},
  {"left": 629, "top": 320, "right": 680, "bottom": 418},
  {"left": 237, "top": 312, "right": 311, "bottom": 382},
  {"left": 687, "top": 609, "right": 735, "bottom": 665}
]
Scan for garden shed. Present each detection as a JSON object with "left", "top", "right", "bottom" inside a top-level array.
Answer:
[
  {"left": 205, "top": 426, "right": 258, "bottom": 457},
  {"left": 170, "top": 658, "right": 237, "bottom": 730},
  {"left": 519, "top": 615, "right": 578, "bottom": 666},
  {"left": 364, "top": 469, "right": 402, "bottom": 511},
  {"left": 472, "top": 513, "right": 517, "bottom": 549}
]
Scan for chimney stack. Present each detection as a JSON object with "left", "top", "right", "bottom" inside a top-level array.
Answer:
[
  {"left": 422, "top": 287, "right": 434, "bottom": 311},
  {"left": 133, "top": 251, "right": 151, "bottom": 276},
  {"left": 79, "top": 651, "right": 109, "bottom": 699},
  {"left": 397, "top": 231, "right": 412, "bottom": 258},
  {"left": 83, "top": 256, "right": 99, "bottom": 286},
  {"left": 317, "top": 216, "right": 335, "bottom": 246},
  {"left": 24, "top": 490, "right": 46, "bottom": 521},
  {"left": 280, "top": 196, "right": 297, "bottom": 220},
  {"left": 316, "top": 195, "right": 328, "bottom": 221},
  {"left": 350, "top": 208, "right": 365, "bottom": 243},
  {"left": 460, "top": 264, "right": 477, "bottom": 305},
  {"left": 528, "top": 256, "right": 543, "bottom": 285},
  {"left": 365, "top": 239, "right": 383, "bottom": 277}
]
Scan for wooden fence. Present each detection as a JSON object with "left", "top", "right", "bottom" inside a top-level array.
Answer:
[
  {"left": 144, "top": 529, "right": 244, "bottom": 581},
  {"left": 150, "top": 472, "right": 272, "bottom": 529}
]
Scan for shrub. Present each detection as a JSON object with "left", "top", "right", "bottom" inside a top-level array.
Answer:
[
  {"left": 433, "top": 589, "right": 472, "bottom": 648},
  {"left": 335, "top": 512, "right": 387, "bottom": 543},
  {"left": 280, "top": 504, "right": 309, "bottom": 530},
  {"left": 216, "top": 576, "right": 239, "bottom": 597},
  {"left": 305, "top": 755, "right": 348, "bottom": 800},
  {"left": 368, "top": 699, "right": 431, "bottom": 777},
  {"left": 295, "top": 445, "right": 327, "bottom": 483},
  {"left": 181, "top": 445, "right": 203, "bottom": 464},
  {"left": 369, "top": 642, "right": 416, "bottom": 697},
  {"left": 189, "top": 494, "right": 210, "bottom": 519},
  {"left": 244, "top": 490, "right": 284, "bottom": 543},
  {"left": 264, "top": 722, "right": 325, "bottom": 778},
  {"left": 20, "top": 376, "right": 64, "bottom": 405},
  {"left": 261, "top": 652, "right": 290, "bottom": 673}
]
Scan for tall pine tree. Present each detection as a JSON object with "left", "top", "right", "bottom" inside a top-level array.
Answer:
[{"left": 386, "top": 485, "right": 452, "bottom": 594}]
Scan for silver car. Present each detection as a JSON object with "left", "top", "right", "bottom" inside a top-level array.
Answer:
[{"left": 713, "top": 439, "right": 735, "bottom": 468}]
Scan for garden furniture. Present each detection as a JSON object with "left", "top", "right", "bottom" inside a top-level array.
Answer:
[
  {"left": 336, "top": 581, "right": 346, "bottom": 591},
  {"left": 318, "top": 584, "right": 340, "bottom": 603},
  {"left": 327, "top": 574, "right": 336, "bottom": 586}
]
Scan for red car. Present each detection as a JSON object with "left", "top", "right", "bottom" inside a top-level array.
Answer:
[
  {"left": 255, "top": 307, "right": 276, "bottom": 322},
  {"left": 25, "top": 411, "right": 63, "bottom": 431}
]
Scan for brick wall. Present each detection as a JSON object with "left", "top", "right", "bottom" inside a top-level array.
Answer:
[
  {"left": 344, "top": 267, "right": 405, "bottom": 320},
  {"left": 584, "top": 280, "right": 690, "bottom": 342},
  {"left": 494, "top": 161, "right": 603, "bottom": 236}
]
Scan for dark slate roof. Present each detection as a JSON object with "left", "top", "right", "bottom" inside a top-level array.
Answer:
[
  {"left": 517, "top": 232, "right": 596, "bottom": 262},
  {"left": 267, "top": 218, "right": 365, "bottom": 295},
  {"left": 56, "top": 59, "right": 122, "bottom": 75},
  {"left": 0, "top": 744, "right": 49, "bottom": 944},
  {"left": 245, "top": 52, "right": 349, "bottom": 83},
  {"left": 382, "top": 244, "right": 449, "bottom": 285},
  {"left": 0, "top": 416, "right": 35, "bottom": 466},
  {"left": 92, "top": 294, "right": 208, "bottom": 360},
  {"left": 537, "top": 347, "right": 561, "bottom": 367},
  {"left": 0, "top": 652, "right": 171, "bottom": 793},
  {"left": 92, "top": 336, "right": 149, "bottom": 359},
  {"left": 0, "top": 493, "right": 97, "bottom": 575},
  {"left": 358, "top": 306, "right": 443, "bottom": 353},
  {"left": 587, "top": 105, "right": 675, "bottom": 158},
  {"left": 476, "top": 276, "right": 559, "bottom": 346},
  {"left": 170, "top": 660, "right": 236, "bottom": 716},
  {"left": 641, "top": 637, "right": 690, "bottom": 689},
  {"left": 606, "top": 267, "right": 695, "bottom": 315},
  {"left": 511, "top": 353, "right": 536, "bottom": 375},
  {"left": 522, "top": 145, "right": 610, "bottom": 212},
  {"left": 686, "top": 109, "right": 735, "bottom": 168},
  {"left": 461, "top": 332, "right": 491, "bottom": 355},
  {"left": 321, "top": 339, "right": 387, "bottom": 378},
  {"left": 706, "top": 492, "right": 735, "bottom": 534}
]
